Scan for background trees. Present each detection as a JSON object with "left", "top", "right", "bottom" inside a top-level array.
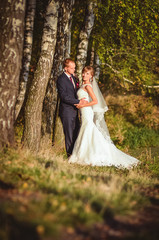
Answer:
[
  {"left": 92, "top": 0, "right": 159, "bottom": 92},
  {"left": 0, "top": 0, "right": 159, "bottom": 151},
  {"left": 15, "top": 0, "right": 36, "bottom": 120}
]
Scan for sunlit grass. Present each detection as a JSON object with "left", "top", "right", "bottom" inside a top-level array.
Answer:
[{"left": 0, "top": 146, "right": 159, "bottom": 239}]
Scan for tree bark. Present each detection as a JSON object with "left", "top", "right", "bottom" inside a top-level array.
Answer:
[
  {"left": 0, "top": 0, "right": 26, "bottom": 148},
  {"left": 23, "top": 0, "right": 59, "bottom": 152},
  {"left": 42, "top": 0, "right": 74, "bottom": 146},
  {"left": 94, "top": 53, "right": 101, "bottom": 81},
  {"left": 75, "top": 0, "right": 96, "bottom": 83},
  {"left": 90, "top": 46, "right": 95, "bottom": 66},
  {"left": 67, "top": 9, "right": 73, "bottom": 57},
  {"left": 15, "top": 0, "right": 36, "bottom": 120}
]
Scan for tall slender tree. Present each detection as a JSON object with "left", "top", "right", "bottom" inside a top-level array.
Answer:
[
  {"left": 75, "top": 0, "right": 96, "bottom": 83},
  {"left": 15, "top": 0, "right": 37, "bottom": 120},
  {"left": 90, "top": 46, "right": 95, "bottom": 66},
  {"left": 94, "top": 53, "right": 101, "bottom": 81},
  {"left": 0, "top": 0, "right": 26, "bottom": 148},
  {"left": 23, "top": 0, "right": 59, "bottom": 152},
  {"left": 42, "top": 0, "right": 74, "bottom": 145}
]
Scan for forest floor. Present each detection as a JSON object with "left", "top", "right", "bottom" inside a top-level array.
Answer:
[
  {"left": 0, "top": 146, "right": 159, "bottom": 240},
  {"left": 1, "top": 183, "right": 159, "bottom": 240},
  {"left": 61, "top": 194, "right": 159, "bottom": 240}
]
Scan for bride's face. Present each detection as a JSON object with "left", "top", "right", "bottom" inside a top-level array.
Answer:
[{"left": 82, "top": 70, "right": 92, "bottom": 82}]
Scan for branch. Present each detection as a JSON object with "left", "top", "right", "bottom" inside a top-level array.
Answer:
[{"left": 103, "top": 63, "right": 159, "bottom": 89}]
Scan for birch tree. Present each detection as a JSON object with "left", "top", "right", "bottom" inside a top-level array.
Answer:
[
  {"left": 75, "top": 0, "right": 96, "bottom": 83},
  {"left": 0, "top": 0, "right": 26, "bottom": 148},
  {"left": 94, "top": 54, "right": 101, "bottom": 81},
  {"left": 89, "top": 43, "right": 100, "bottom": 81},
  {"left": 42, "top": 0, "right": 74, "bottom": 145},
  {"left": 15, "top": 0, "right": 36, "bottom": 120},
  {"left": 23, "top": 0, "right": 59, "bottom": 152},
  {"left": 90, "top": 46, "right": 95, "bottom": 66}
]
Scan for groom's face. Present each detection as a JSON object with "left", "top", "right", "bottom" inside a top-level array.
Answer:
[{"left": 65, "top": 62, "right": 75, "bottom": 76}]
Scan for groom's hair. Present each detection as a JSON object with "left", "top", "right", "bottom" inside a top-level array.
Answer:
[{"left": 63, "top": 58, "right": 75, "bottom": 68}]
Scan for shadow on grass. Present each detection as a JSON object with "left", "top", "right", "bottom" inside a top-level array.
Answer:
[{"left": 0, "top": 211, "right": 40, "bottom": 240}]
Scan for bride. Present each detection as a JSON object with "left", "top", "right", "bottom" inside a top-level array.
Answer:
[{"left": 69, "top": 66, "right": 139, "bottom": 168}]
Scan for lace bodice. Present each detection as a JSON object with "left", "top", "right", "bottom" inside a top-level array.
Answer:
[{"left": 77, "top": 84, "right": 92, "bottom": 101}]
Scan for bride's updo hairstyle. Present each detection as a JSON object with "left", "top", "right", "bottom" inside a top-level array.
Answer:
[{"left": 82, "top": 66, "right": 94, "bottom": 81}]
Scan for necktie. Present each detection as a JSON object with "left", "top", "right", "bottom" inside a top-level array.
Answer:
[{"left": 70, "top": 76, "right": 75, "bottom": 88}]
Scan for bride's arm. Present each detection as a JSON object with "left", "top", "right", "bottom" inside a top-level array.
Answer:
[{"left": 75, "top": 85, "right": 98, "bottom": 108}]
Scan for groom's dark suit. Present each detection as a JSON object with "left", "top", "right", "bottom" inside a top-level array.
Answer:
[{"left": 57, "top": 72, "right": 80, "bottom": 156}]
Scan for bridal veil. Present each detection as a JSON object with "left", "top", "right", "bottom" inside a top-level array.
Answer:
[{"left": 92, "top": 78, "right": 111, "bottom": 142}]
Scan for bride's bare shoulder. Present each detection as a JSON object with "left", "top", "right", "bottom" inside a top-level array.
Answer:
[
  {"left": 85, "top": 84, "right": 93, "bottom": 91},
  {"left": 81, "top": 84, "right": 92, "bottom": 92},
  {"left": 83, "top": 84, "right": 92, "bottom": 88}
]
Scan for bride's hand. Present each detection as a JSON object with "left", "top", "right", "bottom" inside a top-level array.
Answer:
[
  {"left": 80, "top": 98, "right": 88, "bottom": 105},
  {"left": 74, "top": 98, "right": 88, "bottom": 109},
  {"left": 74, "top": 104, "right": 84, "bottom": 109}
]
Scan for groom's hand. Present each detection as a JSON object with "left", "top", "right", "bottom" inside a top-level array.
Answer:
[{"left": 75, "top": 98, "right": 88, "bottom": 109}]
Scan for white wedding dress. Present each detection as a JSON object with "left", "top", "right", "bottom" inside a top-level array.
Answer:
[{"left": 69, "top": 84, "right": 139, "bottom": 169}]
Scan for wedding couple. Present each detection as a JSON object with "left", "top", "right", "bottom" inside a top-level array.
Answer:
[{"left": 57, "top": 58, "right": 139, "bottom": 168}]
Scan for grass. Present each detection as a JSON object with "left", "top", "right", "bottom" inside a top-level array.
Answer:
[
  {"left": 105, "top": 94, "right": 159, "bottom": 149},
  {"left": 1, "top": 93, "right": 159, "bottom": 239},
  {"left": 0, "top": 146, "right": 159, "bottom": 240}
]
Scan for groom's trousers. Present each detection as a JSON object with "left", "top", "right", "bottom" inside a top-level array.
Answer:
[{"left": 60, "top": 114, "right": 80, "bottom": 157}]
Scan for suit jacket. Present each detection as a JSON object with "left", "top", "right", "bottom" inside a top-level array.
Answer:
[{"left": 56, "top": 72, "right": 80, "bottom": 118}]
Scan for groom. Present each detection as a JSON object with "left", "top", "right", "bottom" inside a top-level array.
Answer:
[{"left": 57, "top": 58, "right": 86, "bottom": 157}]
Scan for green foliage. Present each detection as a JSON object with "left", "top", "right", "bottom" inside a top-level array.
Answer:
[
  {"left": 71, "top": 0, "right": 159, "bottom": 92},
  {"left": 95, "top": 0, "right": 159, "bottom": 50},
  {"left": 104, "top": 48, "right": 159, "bottom": 88},
  {"left": 91, "top": 0, "right": 159, "bottom": 91}
]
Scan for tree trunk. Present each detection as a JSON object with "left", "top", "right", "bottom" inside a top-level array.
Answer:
[
  {"left": 0, "top": 0, "right": 26, "bottom": 148},
  {"left": 15, "top": 0, "right": 36, "bottom": 120},
  {"left": 75, "top": 0, "right": 96, "bottom": 83},
  {"left": 64, "top": 0, "right": 75, "bottom": 58},
  {"left": 23, "top": 0, "right": 59, "bottom": 152},
  {"left": 67, "top": 11, "right": 73, "bottom": 57},
  {"left": 94, "top": 53, "right": 101, "bottom": 81},
  {"left": 42, "top": 0, "right": 74, "bottom": 147},
  {"left": 90, "top": 45, "right": 95, "bottom": 66}
]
